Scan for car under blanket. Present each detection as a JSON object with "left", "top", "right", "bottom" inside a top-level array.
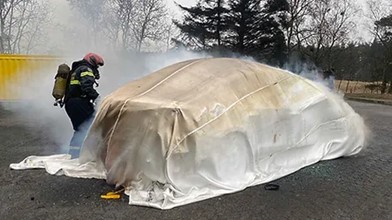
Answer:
[{"left": 10, "top": 58, "right": 366, "bottom": 209}]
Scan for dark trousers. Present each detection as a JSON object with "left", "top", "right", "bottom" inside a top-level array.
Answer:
[{"left": 65, "top": 98, "right": 95, "bottom": 158}]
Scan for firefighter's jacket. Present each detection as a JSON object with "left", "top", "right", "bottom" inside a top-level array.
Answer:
[{"left": 64, "top": 60, "right": 99, "bottom": 103}]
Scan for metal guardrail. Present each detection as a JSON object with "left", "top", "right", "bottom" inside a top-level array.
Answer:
[{"left": 0, "top": 54, "right": 62, "bottom": 100}]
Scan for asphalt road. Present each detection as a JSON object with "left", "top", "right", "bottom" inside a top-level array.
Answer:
[{"left": 0, "top": 101, "right": 391, "bottom": 220}]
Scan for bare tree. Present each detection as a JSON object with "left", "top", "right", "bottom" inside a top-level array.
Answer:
[
  {"left": 1, "top": 0, "right": 26, "bottom": 53},
  {"left": 0, "top": 0, "right": 50, "bottom": 54},
  {"left": 110, "top": 0, "right": 169, "bottom": 52},
  {"left": 67, "top": 0, "right": 107, "bottom": 48},
  {"left": 163, "top": 18, "right": 179, "bottom": 51},
  {"left": 284, "top": 0, "right": 314, "bottom": 54},
  {"left": 106, "top": 0, "right": 137, "bottom": 50},
  {"left": 301, "top": 0, "right": 358, "bottom": 67},
  {"left": 16, "top": 0, "right": 50, "bottom": 53},
  {"left": 365, "top": 0, "right": 392, "bottom": 93},
  {"left": 366, "top": 0, "right": 392, "bottom": 43},
  {"left": 69, "top": 0, "right": 170, "bottom": 52},
  {"left": 130, "top": 0, "right": 168, "bottom": 52}
]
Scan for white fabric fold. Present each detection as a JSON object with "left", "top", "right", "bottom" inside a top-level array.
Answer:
[{"left": 10, "top": 154, "right": 106, "bottom": 179}]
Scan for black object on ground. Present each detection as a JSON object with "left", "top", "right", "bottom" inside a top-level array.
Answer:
[{"left": 264, "top": 183, "right": 280, "bottom": 191}]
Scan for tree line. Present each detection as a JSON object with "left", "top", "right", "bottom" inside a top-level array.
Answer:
[
  {"left": 174, "top": 0, "right": 391, "bottom": 90},
  {"left": 0, "top": 0, "right": 391, "bottom": 92},
  {"left": 1, "top": 0, "right": 171, "bottom": 53}
]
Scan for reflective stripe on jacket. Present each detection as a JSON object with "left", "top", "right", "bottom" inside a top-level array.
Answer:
[{"left": 65, "top": 60, "right": 99, "bottom": 102}]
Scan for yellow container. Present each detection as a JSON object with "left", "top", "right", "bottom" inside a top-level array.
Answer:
[{"left": 0, "top": 54, "right": 62, "bottom": 100}]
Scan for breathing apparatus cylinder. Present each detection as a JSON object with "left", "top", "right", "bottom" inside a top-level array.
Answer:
[{"left": 52, "top": 63, "right": 71, "bottom": 106}]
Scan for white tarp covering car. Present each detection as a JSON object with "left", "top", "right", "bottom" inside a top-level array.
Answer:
[{"left": 11, "top": 58, "right": 366, "bottom": 209}]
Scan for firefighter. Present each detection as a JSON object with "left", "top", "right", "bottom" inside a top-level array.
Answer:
[{"left": 64, "top": 53, "right": 104, "bottom": 158}]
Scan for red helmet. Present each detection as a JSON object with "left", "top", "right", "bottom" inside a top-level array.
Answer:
[{"left": 83, "top": 53, "right": 104, "bottom": 67}]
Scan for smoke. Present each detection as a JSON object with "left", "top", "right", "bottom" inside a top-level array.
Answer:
[
  {"left": 0, "top": 0, "right": 360, "bottom": 157},
  {"left": 0, "top": 64, "right": 73, "bottom": 154},
  {"left": 1, "top": 49, "right": 210, "bottom": 156},
  {"left": 0, "top": 0, "right": 215, "bottom": 156},
  {"left": 282, "top": 56, "right": 337, "bottom": 94},
  {"left": 0, "top": 47, "right": 340, "bottom": 154}
]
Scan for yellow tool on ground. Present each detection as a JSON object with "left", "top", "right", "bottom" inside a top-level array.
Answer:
[
  {"left": 100, "top": 192, "right": 121, "bottom": 199},
  {"left": 100, "top": 188, "right": 124, "bottom": 200}
]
